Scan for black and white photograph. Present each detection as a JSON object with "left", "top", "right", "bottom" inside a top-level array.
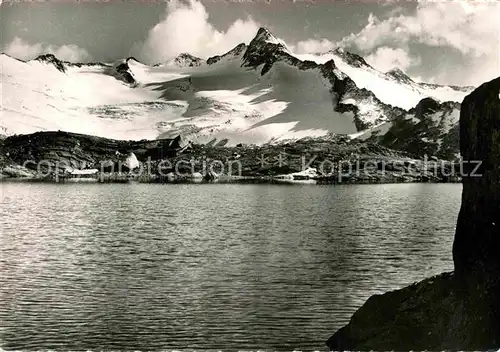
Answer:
[{"left": 0, "top": 0, "right": 499, "bottom": 350}]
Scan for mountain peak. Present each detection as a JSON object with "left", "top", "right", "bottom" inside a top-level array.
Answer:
[
  {"left": 255, "top": 27, "right": 273, "bottom": 40},
  {"left": 386, "top": 67, "right": 405, "bottom": 75},
  {"left": 173, "top": 53, "right": 203, "bottom": 67},
  {"left": 34, "top": 54, "right": 66, "bottom": 73},
  {"left": 252, "top": 27, "right": 287, "bottom": 47},
  {"left": 242, "top": 28, "right": 293, "bottom": 74},
  {"left": 386, "top": 67, "right": 414, "bottom": 83},
  {"left": 125, "top": 57, "right": 144, "bottom": 64},
  {"left": 330, "top": 48, "right": 369, "bottom": 68}
]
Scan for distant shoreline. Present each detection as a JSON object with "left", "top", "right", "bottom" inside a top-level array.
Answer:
[
  {"left": 1, "top": 131, "right": 464, "bottom": 185},
  {"left": 0, "top": 175, "right": 462, "bottom": 185}
]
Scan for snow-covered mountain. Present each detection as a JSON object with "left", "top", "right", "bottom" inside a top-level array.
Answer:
[{"left": 0, "top": 27, "right": 474, "bottom": 148}]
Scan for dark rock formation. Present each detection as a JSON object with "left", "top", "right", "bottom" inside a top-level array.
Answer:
[
  {"left": 32, "top": 53, "right": 105, "bottom": 70},
  {"left": 386, "top": 67, "right": 415, "bottom": 85},
  {"left": 242, "top": 27, "right": 319, "bottom": 75},
  {"left": 335, "top": 76, "right": 405, "bottom": 131},
  {"left": 454, "top": 77, "right": 500, "bottom": 278},
  {"left": 35, "top": 54, "right": 66, "bottom": 73},
  {"left": 327, "top": 272, "right": 500, "bottom": 350},
  {"left": 65, "top": 61, "right": 110, "bottom": 68},
  {"left": 126, "top": 56, "right": 143, "bottom": 64},
  {"left": 372, "top": 97, "right": 461, "bottom": 160},
  {"left": 327, "top": 77, "right": 500, "bottom": 350},
  {"left": 112, "top": 61, "right": 137, "bottom": 85},
  {"left": 1, "top": 131, "right": 186, "bottom": 171},
  {"left": 329, "top": 47, "right": 371, "bottom": 68}
]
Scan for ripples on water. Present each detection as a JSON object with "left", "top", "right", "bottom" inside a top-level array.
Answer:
[{"left": 0, "top": 183, "right": 461, "bottom": 351}]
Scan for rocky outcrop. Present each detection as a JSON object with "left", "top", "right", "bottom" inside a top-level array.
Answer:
[
  {"left": 329, "top": 47, "right": 370, "bottom": 68},
  {"left": 386, "top": 67, "right": 415, "bottom": 85},
  {"left": 327, "top": 77, "right": 500, "bottom": 350},
  {"left": 65, "top": 61, "right": 110, "bottom": 68},
  {"left": 364, "top": 97, "right": 461, "bottom": 160},
  {"left": 34, "top": 54, "right": 66, "bottom": 73},
  {"left": 111, "top": 60, "right": 137, "bottom": 86},
  {"left": 327, "top": 271, "right": 500, "bottom": 350},
  {"left": 33, "top": 53, "right": 105, "bottom": 71},
  {"left": 337, "top": 77, "right": 406, "bottom": 131},
  {"left": 1, "top": 131, "right": 186, "bottom": 171},
  {"left": 1, "top": 165, "right": 35, "bottom": 178},
  {"left": 453, "top": 77, "right": 500, "bottom": 278},
  {"left": 173, "top": 53, "right": 203, "bottom": 67}
]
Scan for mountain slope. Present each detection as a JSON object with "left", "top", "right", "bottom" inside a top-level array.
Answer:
[
  {"left": 293, "top": 48, "right": 474, "bottom": 110},
  {"left": 0, "top": 28, "right": 474, "bottom": 146},
  {"left": 0, "top": 53, "right": 186, "bottom": 140}
]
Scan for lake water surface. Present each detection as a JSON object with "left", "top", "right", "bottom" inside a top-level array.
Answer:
[{"left": 0, "top": 183, "right": 461, "bottom": 351}]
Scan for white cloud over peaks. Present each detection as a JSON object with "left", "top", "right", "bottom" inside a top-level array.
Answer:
[
  {"left": 289, "top": 38, "right": 335, "bottom": 54},
  {"left": 366, "top": 47, "right": 420, "bottom": 72},
  {"left": 137, "top": 0, "right": 260, "bottom": 63},
  {"left": 3, "top": 37, "right": 92, "bottom": 62},
  {"left": 340, "top": 1, "right": 499, "bottom": 56},
  {"left": 338, "top": 1, "right": 500, "bottom": 85}
]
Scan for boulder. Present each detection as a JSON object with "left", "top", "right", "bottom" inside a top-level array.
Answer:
[
  {"left": 165, "top": 172, "right": 176, "bottom": 182},
  {"left": 123, "top": 152, "right": 140, "bottom": 170}
]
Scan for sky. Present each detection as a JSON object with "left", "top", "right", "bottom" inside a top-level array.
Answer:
[{"left": 0, "top": 0, "right": 499, "bottom": 86}]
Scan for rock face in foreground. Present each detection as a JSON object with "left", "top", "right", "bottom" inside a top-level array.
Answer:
[
  {"left": 327, "top": 77, "right": 500, "bottom": 350},
  {"left": 454, "top": 77, "right": 500, "bottom": 278},
  {"left": 327, "top": 272, "right": 499, "bottom": 350}
]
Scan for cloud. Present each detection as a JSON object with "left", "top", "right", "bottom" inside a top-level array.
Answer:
[
  {"left": 3, "top": 37, "right": 92, "bottom": 62},
  {"left": 366, "top": 47, "right": 420, "bottom": 72},
  {"left": 340, "top": 1, "right": 498, "bottom": 56},
  {"left": 337, "top": 1, "right": 500, "bottom": 85},
  {"left": 289, "top": 38, "right": 335, "bottom": 54},
  {"left": 136, "top": 0, "right": 260, "bottom": 63}
]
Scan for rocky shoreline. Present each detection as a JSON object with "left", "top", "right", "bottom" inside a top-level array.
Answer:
[{"left": 0, "top": 174, "right": 462, "bottom": 185}]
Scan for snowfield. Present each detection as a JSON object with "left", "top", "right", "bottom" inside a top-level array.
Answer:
[
  {"left": 0, "top": 28, "right": 474, "bottom": 144},
  {"left": 1, "top": 55, "right": 183, "bottom": 140}
]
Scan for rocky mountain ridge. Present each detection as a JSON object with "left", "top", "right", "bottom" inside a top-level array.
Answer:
[{"left": 0, "top": 27, "right": 477, "bottom": 157}]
